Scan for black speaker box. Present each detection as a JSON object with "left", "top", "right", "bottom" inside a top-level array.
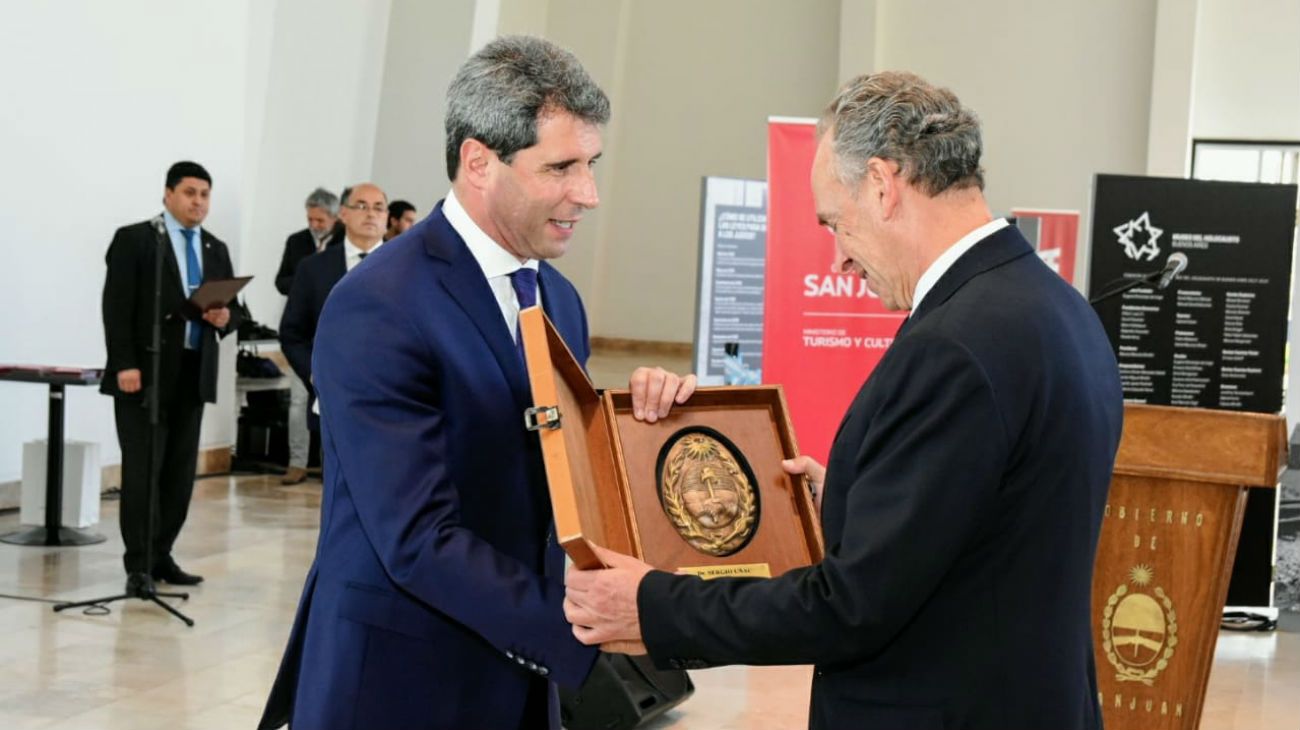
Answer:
[{"left": 560, "top": 654, "right": 694, "bottom": 730}]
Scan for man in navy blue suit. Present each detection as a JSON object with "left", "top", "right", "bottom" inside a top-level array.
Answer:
[
  {"left": 565, "top": 72, "right": 1124, "bottom": 730},
  {"left": 260, "top": 36, "right": 694, "bottom": 730}
]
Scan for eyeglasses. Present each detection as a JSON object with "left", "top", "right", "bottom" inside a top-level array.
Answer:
[{"left": 344, "top": 202, "right": 387, "bottom": 214}]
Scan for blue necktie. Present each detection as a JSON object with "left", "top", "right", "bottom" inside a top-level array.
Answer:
[
  {"left": 510, "top": 267, "right": 538, "bottom": 364},
  {"left": 181, "top": 228, "right": 203, "bottom": 349}
]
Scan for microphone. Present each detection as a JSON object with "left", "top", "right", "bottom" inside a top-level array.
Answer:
[
  {"left": 1155, "top": 252, "right": 1187, "bottom": 290},
  {"left": 150, "top": 215, "right": 167, "bottom": 241}
]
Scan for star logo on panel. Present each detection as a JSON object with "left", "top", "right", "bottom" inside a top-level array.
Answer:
[{"left": 1113, "top": 212, "right": 1163, "bottom": 262}]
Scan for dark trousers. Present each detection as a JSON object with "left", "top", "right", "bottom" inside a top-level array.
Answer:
[
  {"left": 519, "top": 677, "right": 558, "bottom": 730},
  {"left": 113, "top": 351, "right": 205, "bottom": 575}
]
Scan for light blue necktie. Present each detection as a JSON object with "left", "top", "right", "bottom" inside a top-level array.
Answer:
[
  {"left": 181, "top": 228, "right": 203, "bottom": 349},
  {"left": 510, "top": 268, "right": 538, "bottom": 364}
]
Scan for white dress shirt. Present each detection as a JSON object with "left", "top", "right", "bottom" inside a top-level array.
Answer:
[
  {"left": 161, "top": 209, "right": 204, "bottom": 349},
  {"left": 313, "top": 228, "right": 335, "bottom": 252},
  {"left": 911, "top": 218, "right": 1009, "bottom": 313},
  {"left": 442, "top": 189, "right": 541, "bottom": 343},
  {"left": 344, "top": 237, "right": 381, "bottom": 272}
]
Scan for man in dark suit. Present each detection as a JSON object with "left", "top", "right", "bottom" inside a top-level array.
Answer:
[
  {"left": 383, "top": 199, "right": 417, "bottom": 241},
  {"left": 259, "top": 36, "right": 693, "bottom": 730},
  {"left": 564, "top": 72, "right": 1125, "bottom": 730},
  {"left": 274, "top": 187, "right": 340, "bottom": 296},
  {"left": 278, "top": 183, "right": 386, "bottom": 432},
  {"left": 275, "top": 187, "right": 340, "bottom": 484},
  {"left": 101, "top": 160, "right": 242, "bottom": 592}
]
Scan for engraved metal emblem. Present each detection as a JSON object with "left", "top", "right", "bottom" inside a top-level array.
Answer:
[
  {"left": 1101, "top": 564, "right": 1178, "bottom": 686},
  {"left": 657, "top": 430, "right": 759, "bottom": 556}
]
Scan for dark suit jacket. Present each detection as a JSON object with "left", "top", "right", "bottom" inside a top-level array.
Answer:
[
  {"left": 101, "top": 216, "right": 241, "bottom": 404},
  {"left": 274, "top": 226, "right": 339, "bottom": 296},
  {"left": 278, "top": 244, "right": 346, "bottom": 428},
  {"left": 639, "top": 226, "right": 1124, "bottom": 730},
  {"left": 260, "top": 203, "right": 598, "bottom": 730}
]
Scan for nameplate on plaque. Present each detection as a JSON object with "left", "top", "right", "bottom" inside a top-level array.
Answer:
[{"left": 678, "top": 563, "right": 772, "bottom": 579}]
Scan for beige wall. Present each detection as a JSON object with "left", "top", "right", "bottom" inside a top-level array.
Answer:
[
  {"left": 871, "top": 0, "right": 1159, "bottom": 288},
  {"left": 1191, "top": 0, "right": 1300, "bottom": 140},
  {"left": 1188, "top": 0, "right": 1300, "bottom": 432},
  {"left": 371, "top": 0, "right": 476, "bottom": 210},
  {"left": 545, "top": 0, "right": 842, "bottom": 341},
  {"left": 1145, "top": 0, "right": 1199, "bottom": 177},
  {"left": 838, "top": 0, "right": 878, "bottom": 83},
  {"left": 529, "top": 0, "right": 631, "bottom": 330},
  {"left": 543, "top": 0, "right": 1161, "bottom": 339},
  {"left": 240, "top": 0, "right": 393, "bottom": 327}
]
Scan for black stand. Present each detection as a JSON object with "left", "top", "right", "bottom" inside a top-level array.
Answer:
[
  {"left": 52, "top": 573, "right": 193, "bottom": 625},
  {"left": 54, "top": 219, "right": 193, "bottom": 626},
  {"left": 0, "top": 377, "right": 106, "bottom": 546},
  {"left": 1088, "top": 270, "right": 1164, "bottom": 305}
]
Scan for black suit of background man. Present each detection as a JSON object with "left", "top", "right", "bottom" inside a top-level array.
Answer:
[
  {"left": 274, "top": 223, "right": 340, "bottom": 296},
  {"left": 277, "top": 183, "right": 388, "bottom": 435},
  {"left": 101, "top": 162, "right": 240, "bottom": 586},
  {"left": 278, "top": 242, "right": 346, "bottom": 430}
]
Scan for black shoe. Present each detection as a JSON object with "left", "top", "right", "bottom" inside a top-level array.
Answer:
[
  {"left": 125, "top": 572, "right": 156, "bottom": 597},
  {"left": 152, "top": 563, "right": 204, "bottom": 586}
]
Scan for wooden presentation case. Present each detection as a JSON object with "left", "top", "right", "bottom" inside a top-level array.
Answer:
[{"left": 520, "top": 307, "right": 823, "bottom": 578}]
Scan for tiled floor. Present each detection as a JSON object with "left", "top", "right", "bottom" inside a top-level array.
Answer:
[{"left": 0, "top": 349, "right": 1295, "bottom": 729}]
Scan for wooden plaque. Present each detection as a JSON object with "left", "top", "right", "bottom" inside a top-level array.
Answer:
[{"left": 520, "top": 307, "right": 823, "bottom": 578}]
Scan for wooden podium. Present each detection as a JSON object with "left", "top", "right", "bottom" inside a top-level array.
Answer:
[{"left": 1093, "top": 404, "right": 1285, "bottom": 729}]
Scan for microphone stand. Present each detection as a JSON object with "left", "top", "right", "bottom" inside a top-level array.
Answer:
[
  {"left": 1088, "top": 269, "right": 1165, "bottom": 305},
  {"left": 54, "top": 219, "right": 194, "bottom": 626}
]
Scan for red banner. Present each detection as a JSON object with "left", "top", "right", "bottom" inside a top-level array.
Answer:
[
  {"left": 762, "top": 120, "right": 905, "bottom": 462},
  {"left": 1012, "top": 208, "right": 1080, "bottom": 285}
]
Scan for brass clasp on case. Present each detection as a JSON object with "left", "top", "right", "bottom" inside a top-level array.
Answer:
[{"left": 524, "top": 405, "right": 562, "bottom": 431}]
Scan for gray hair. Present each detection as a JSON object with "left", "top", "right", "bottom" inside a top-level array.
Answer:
[
  {"left": 817, "top": 71, "right": 984, "bottom": 196},
  {"left": 444, "top": 35, "right": 610, "bottom": 181},
  {"left": 304, "top": 187, "right": 340, "bottom": 216}
]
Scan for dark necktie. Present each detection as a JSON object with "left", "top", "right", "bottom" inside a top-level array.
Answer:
[
  {"left": 358, "top": 251, "right": 367, "bottom": 259},
  {"left": 510, "top": 267, "right": 538, "bottom": 364},
  {"left": 181, "top": 228, "right": 202, "bottom": 349}
]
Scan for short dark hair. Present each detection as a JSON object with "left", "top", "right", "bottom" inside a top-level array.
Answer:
[
  {"left": 444, "top": 36, "right": 610, "bottom": 181},
  {"left": 387, "top": 200, "right": 416, "bottom": 226},
  {"left": 165, "top": 161, "right": 212, "bottom": 190}
]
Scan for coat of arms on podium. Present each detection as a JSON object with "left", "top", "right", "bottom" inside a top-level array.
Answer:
[{"left": 1101, "top": 564, "right": 1179, "bottom": 686}]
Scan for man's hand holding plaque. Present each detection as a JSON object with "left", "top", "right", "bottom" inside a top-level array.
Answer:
[
  {"left": 559, "top": 365, "right": 694, "bottom": 654},
  {"left": 783, "top": 455, "right": 825, "bottom": 516},
  {"left": 564, "top": 544, "right": 652, "bottom": 655},
  {"left": 628, "top": 366, "right": 697, "bottom": 422},
  {"left": 564, "top": 453, "right": 829, "bottom": 658}
]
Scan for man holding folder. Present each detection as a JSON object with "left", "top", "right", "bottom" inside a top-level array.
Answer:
[{"left": 101, "top": 160, "right": 242, "bottom": 593}]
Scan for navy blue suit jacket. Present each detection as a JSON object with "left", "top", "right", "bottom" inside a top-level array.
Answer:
[
  {"left": 260, "top": 203, "right": 598, "bottom": 730},
  {"left": 278, "top": 243, "right": 346, "bottom": 429},
  {"left": 640, "top": 226, "right": 1124, "bottom": 730}
]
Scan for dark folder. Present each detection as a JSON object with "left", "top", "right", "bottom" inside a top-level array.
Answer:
[{"left": 183, "top": 276, "right": 253, "bottom": 319}]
